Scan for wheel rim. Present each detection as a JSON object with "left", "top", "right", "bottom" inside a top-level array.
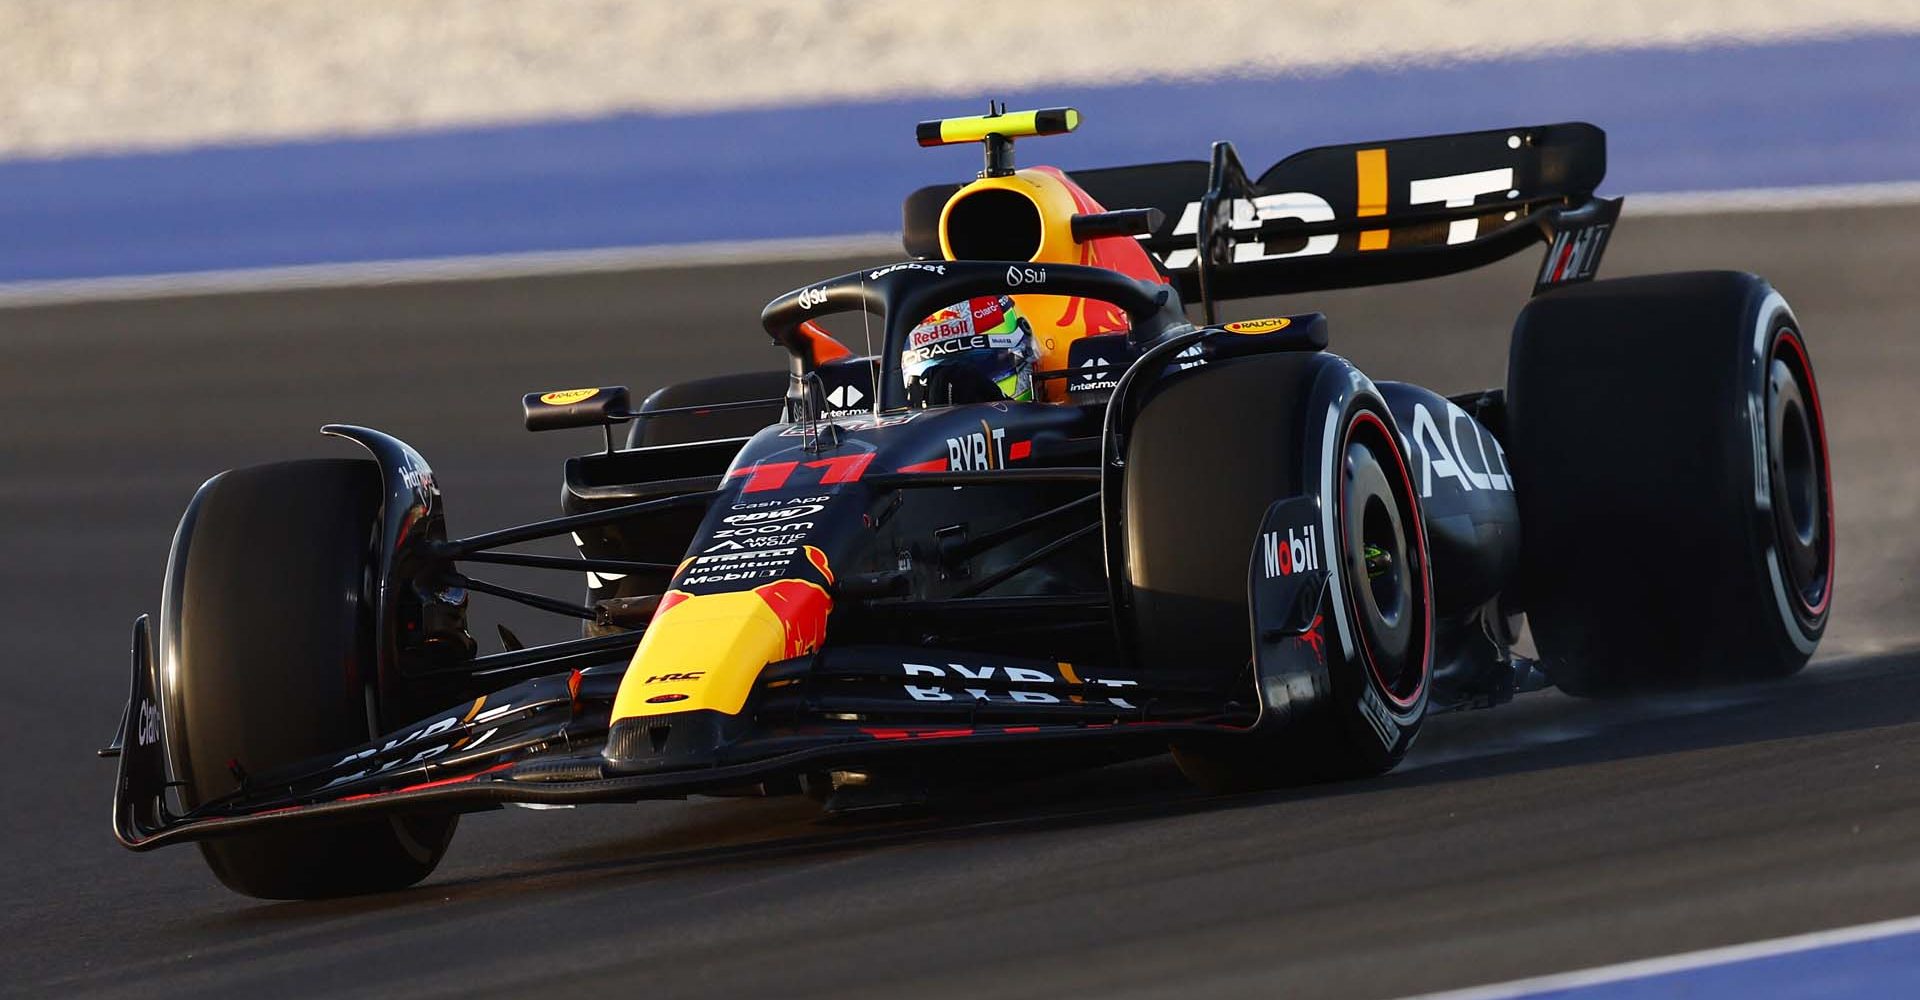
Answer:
[
  {"left": 1768, "top": 330, "right": 1833, "bottom": 619},
  {"left": 1339, "top": 409, "right": 1428, "bottom": 707}
]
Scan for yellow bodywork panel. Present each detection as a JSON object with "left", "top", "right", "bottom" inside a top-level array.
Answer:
[
  {"left": 609, "top": 591, "right": 785, "bottom": 721},
  {"left": 938, "top": 168, "right": 1103, "bottom": 381},
  {"left": 937, "top": 169, "right": 1084, "bottom": 269},
  {"left": 917, "top": 108, "right": 1080, "bottom": 147}
]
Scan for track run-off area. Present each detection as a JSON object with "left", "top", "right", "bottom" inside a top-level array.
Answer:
[{"left": 4, "top": 202, "right": 1920, "bottom": 997}]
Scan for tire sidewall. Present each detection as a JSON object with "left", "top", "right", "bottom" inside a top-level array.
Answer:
[
  {"left": 160, "top": 459, "right": 455, "bottom": 897},
  {"left": 162, "top": 463, "right": 383, "bottom": 810},
  {"left": 1507, "top": 271, "right": 1830, "bottom": 692},
  {"left": 1300, "top": 370, "right": 1432, "bottom": 766},
  {"left": 1741, "top": 296, "right": 1833, "bottom": 662}
]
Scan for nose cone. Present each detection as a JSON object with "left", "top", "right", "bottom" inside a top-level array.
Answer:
[
  {"left": 608, "top": 577, "right": 832, "bottom": 721},
  {"left": 601, "top": 576, "right": 832, "bottom": 772}
]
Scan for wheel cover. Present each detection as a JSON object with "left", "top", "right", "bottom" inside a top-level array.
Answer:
[
  {"left": 1338, "top": 409, "right": 1430, "bottom": 708},
  {"left": 1768, "top": 330, "right": 1833, "bottom": 620}
]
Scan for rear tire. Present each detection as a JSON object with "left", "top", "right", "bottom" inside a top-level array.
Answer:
[
  {"left": 1122, "top": 353, "right": 1433, "bottom": 790},
  {"left": 1507, "top": 271, "right": 1833, "bottom": 695},
  {"left": 165, "top": 459, "right": 456, "bottom": 899}
]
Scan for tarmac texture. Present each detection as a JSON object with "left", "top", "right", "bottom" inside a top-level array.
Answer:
[{"left": 3, "top": 205, "right": 1917, "bottom": 997}]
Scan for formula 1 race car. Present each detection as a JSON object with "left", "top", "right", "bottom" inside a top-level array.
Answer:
[{"left": 105, "top": 106, "right": 1834, "bottom": 899}]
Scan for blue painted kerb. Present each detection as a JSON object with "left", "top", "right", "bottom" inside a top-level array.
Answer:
[{"left": 0, "top": 33, "right": 1915, "bottom": 282}]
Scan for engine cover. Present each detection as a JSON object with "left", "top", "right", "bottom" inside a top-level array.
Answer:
[{"left": 1378, "top": 382, "right": 1519, "bottom": 616}]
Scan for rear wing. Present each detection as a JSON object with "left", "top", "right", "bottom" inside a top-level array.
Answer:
[{"left": 905, "top": 122, "right": 1620, "bottom": 320}]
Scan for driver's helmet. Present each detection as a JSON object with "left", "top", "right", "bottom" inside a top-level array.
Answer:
[{"left": 902, "top": 295, "right": 1037, "bottom": 407}]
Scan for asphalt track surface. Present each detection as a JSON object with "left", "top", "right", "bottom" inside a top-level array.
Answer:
[{"left": 5, "top": 205, "right": 1920, "bottom": 998}]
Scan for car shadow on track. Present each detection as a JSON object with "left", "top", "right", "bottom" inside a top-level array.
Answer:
[
  {"left": 1397, "top": 648, "right": 1920, "bottom": 784},
  {"left": 184, "top": 648, "right": 1920, "bottom": 926}
]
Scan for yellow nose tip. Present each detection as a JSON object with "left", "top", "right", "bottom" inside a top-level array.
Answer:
[
  {"left": 610, "top": 592, "right": 784, "bottom": 720},
  {"left": 609, "top": 579, "right": 832, "bottom": 723}
]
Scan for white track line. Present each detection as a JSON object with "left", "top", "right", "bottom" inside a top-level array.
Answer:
[
  {"left": 0, "top": 232, "right": 903, "bottom": 309},
  {"left": 2, "top": 179, "right": 1918, "bottom": 309},
  {"left": 1399, "top": 913, "right": 1920, "bottom": 1000},
  {"left": 1628, "top": 179, "right": 1920, "bottom": 215}
]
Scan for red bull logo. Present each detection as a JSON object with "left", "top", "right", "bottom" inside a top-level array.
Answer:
[
  {"left": 994, "top": 166, "right": 1166, "bottom": 395},
  {"left": 755, "top": 578, "right": 831, "bottom": 659}
]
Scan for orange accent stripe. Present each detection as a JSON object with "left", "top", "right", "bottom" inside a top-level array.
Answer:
[
  {"left": 449, "top": 698, "right": 486, "bottom": 749},
  {"left": 656, "top": 590, "right": 691, "bottom": 616},
  {"left": 1355, "top": 149, "right": 1388, "bottom": 216},
  {"left": 1356, "top": 147, "right": 1389, "bottom": 251},
  {"left": 339, "top": 762, "right": 514, "bottom": 802},
  {"left": 795, "top": 320, "right": 853, "bottom": 365},
  {"left": 804, "top": 545, "right": 835, "bottom": 585}
]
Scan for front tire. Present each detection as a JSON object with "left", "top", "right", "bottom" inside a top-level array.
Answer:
[{"left": 164, "top": 459, "right": 456, "bottom": 899}]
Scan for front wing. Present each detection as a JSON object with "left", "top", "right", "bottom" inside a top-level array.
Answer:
[{"left": 110, "top": 616, "right": 1263, "bottom": 851}]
